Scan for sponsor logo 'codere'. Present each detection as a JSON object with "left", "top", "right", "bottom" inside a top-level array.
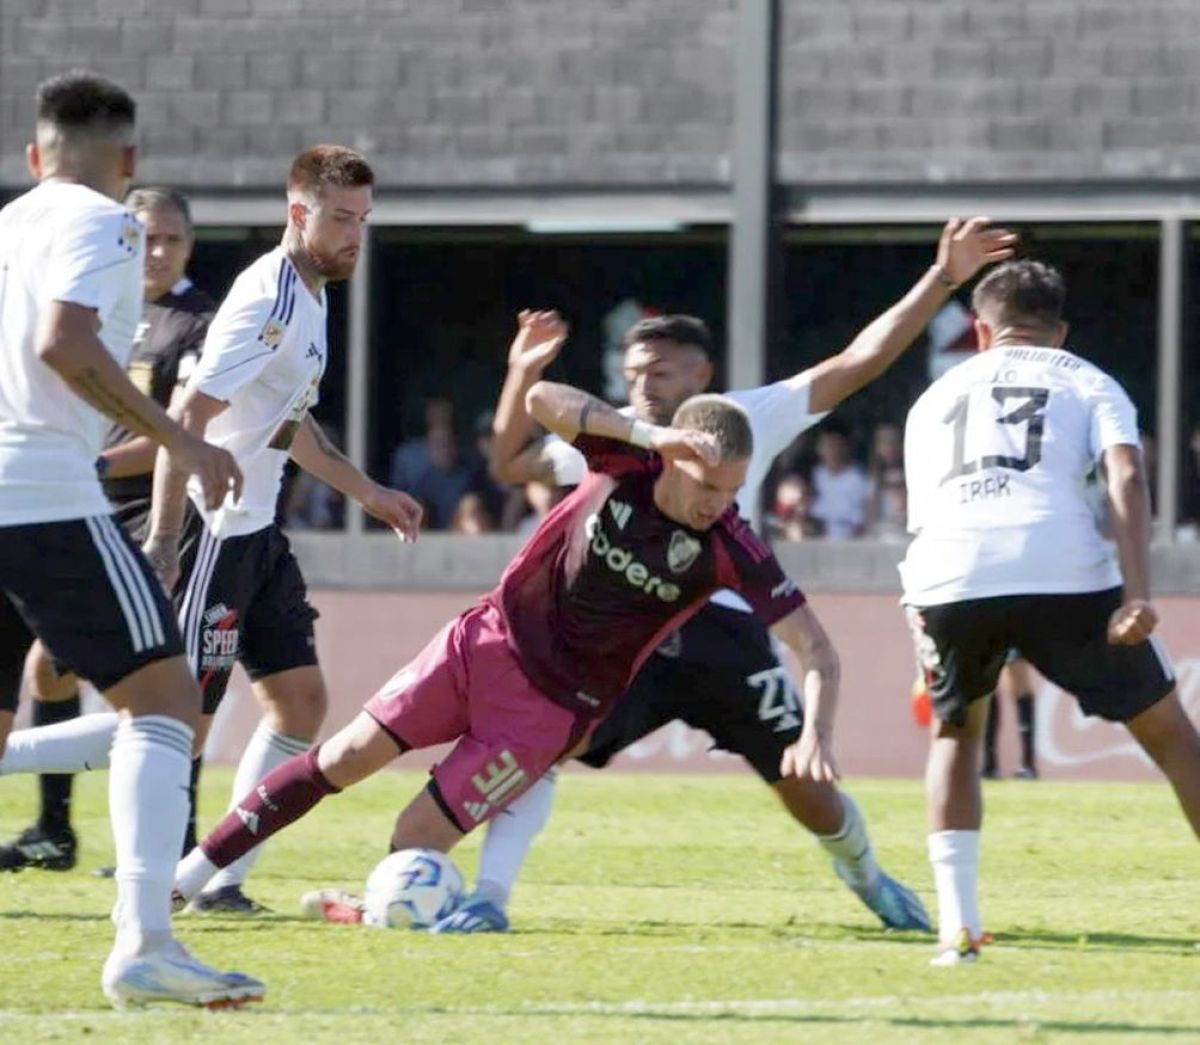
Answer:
[{"left": 585, "top": 513, "right": 682, "bottom": 602}]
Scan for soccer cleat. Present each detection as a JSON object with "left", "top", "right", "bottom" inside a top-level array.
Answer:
[
  {"left": 929, "top": 927, "right": 980, "bottom": 966},
  {"left": 429, "top": 895, "right": 510, "bottom": 934},
  {"left": 102, "top": 939, "right": 265, "bottom": 1009},
  {"left": 187, "top": 885, "right": 270, "bottom": 915},
  {"left": 835, "top": 864, "right": 933, "bottom": 932},
  {"left": 0, "top": 823, "right": 77, "bottom": 872},
  {"left": 299, "top": 888, "right": 365, "bottom": 924},
  {"left": 1013, "top": 765, "right": 1039, "bottom": 780}
]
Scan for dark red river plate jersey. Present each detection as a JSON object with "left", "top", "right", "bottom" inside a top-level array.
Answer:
[{"left": 486, "top": 434, "right": 804, "bottom": 718}]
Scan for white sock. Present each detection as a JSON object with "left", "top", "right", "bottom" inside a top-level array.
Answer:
[
  {"left": 203, "top": 721, "right": 309, "bottom": 892},
  {"left": 108, "top": 715, "right": 193, "bottom": 957},
  {"left": 0, "top": 712, "right": 119, "bottom": 775},
  {"left": 474, "top": 770, "right": 558, "bottom": 909},
  {"left": 175, "top": 845, "right": 219, "bottom": 901},
  {"left": 928, "top": 829, "right": 982, "bottom": 946},
  {"left": 817, "top": 792, "right": 881, "bottom": 892}
]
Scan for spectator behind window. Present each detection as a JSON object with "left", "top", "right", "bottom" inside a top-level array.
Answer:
[
  {"left": 451, "top": 491, "right": 494, "bottom": 534},
  {"left": 810, "top": 422, "right": 870, "bottom": 540},
  {"left": 867, "top": 421, "right": 907, "bottom": 541},
  {"left": 767, "top": 472, "right": 822, "bottom": 542},
  {"left": 282, "top": 423, "right": 345, "bottom": 530},
  {"left": 388, "top": 398, "right": 482, "bottom": 530}
]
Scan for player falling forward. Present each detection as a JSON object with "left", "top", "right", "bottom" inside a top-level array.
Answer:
[
  {"left": 173, "top": 388, "right": 846, "bottom": 915},
  {"left": 0, "top": 187, "right": 215, "bottom": 873},
  {"left": 0, "top": 146, "right": 423, "bottom": 913},
  {"left": 0, "top": 72, "right": 260, "bottom": 1007},
  {"left": 902, "top": 259, "right": 1200, "bottom": 964},
  {"left": 419, "top": 217, "right": 1016, "bottom": 934}
]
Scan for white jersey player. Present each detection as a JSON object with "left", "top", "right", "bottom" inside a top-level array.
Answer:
[
  {"left": 901, "top": 259, "right": 1200, "bottom": 965},
  {"left": 0, "top": 71, "right": 256, "bottom": 1007}
]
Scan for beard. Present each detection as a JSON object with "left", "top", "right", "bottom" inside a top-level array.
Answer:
[{"left": 306, "top": 242, "right": 359, "bottom": 283}]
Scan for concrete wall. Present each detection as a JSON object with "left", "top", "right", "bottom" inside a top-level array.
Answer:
[{"left": 5, "top": 1, "right": 1200, "bottom": 190}]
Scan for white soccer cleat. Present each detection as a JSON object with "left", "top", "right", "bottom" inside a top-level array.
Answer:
[
  {"left": 101, "top": 939, "right": 265, "bottom": 1009},
  {"left": 299, "top": 887, "right": 365, "bottom": 924},
  {"left": 929, "top": 927, "right": 981, "bottom": 967}
]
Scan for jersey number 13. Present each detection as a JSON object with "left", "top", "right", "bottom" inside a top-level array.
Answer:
[{"left": 941, "top": 386, "right": 1050, "bottom": 484}]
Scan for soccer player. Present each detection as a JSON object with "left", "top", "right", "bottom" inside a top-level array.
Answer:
[
  {"left": 172, "top": 389, "right": 843, "bottom": 909},
  {"left": 901, "top": 259, "right": 1200, "bottom": 963},
  {"left": 0, "top": 186, "right": 215, "bottom": 873},
  {"left": 0, "top": 71, "right": 261, "bottom": 1006},
  {"left": 431, "top": 217, "right": 1017, "bottom": 934},
  {"left": 981, "top": 653, "right": 1037, "bottom": 780},
  {"left": 1, "top": 146, "right": 423, "bottom": 913}
]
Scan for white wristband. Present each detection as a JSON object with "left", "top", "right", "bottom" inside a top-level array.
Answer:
[{"left": 629, "top": 420, "right": 655, "bottom": 449}]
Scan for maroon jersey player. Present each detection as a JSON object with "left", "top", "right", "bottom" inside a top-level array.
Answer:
[{"left": 173, "top": 384, "right": 840, "bottom": 900}]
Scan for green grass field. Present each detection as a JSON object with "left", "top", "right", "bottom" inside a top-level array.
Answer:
[{"left": 1, "top": 769, "right": 1197, "bottom": 1043}]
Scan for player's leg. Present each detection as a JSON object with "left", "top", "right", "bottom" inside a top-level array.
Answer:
[
  {"left": 981, "top": 685, "right": 1000, "bottom": 779},
  {"left": 2, "top": 517, "right": 262, "bottom": 1006},
  {"left": 185, "top": 611, "right": 473, "bottom": 904},
  {"left": 909, "top": 600, "right": 1010, "bottom": 962},
  {"left": 1003, "top": 656, "right": 1037, "bottom": 779},
  {"left": 442, "top": 652, "right": 682, "bottom": 932},
  {"left": 1124, "top": 691, "right": 1200, "bottom": 837},
  {"left": 190, "top": 533, "right": 324, "bottom": 911}
]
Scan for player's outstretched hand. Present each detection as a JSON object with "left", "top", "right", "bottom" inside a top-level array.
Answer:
[
  {"left": 781, "top": 728, "right": 840, "bottom": 784},
  {"left": 650, "top": 426, "right": 721, "bottom": 467},
  {"left": 169, "top": 433, "right": 243, "bottom": 511},
  {"left": 1107, "top": 598, "right": 1158, "bottom": 645},
  {"left": 362, "top": 484, "right": 423, "bottom": 542},
  {"left": 508, "top": 309, "right": 569, "bottom": 373},
  {"left": 142, "top": 534, "right": 181, "bottom": 593},
  {"left": 936, "top": 217, "right": 1019, "bottom": 286}
]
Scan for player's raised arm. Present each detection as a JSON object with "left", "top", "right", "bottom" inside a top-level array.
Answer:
[
  {"left": 803, "top": 218, "right": 1018, "bottom": 415},
  {"left": 526, "top": 380, "right": 719, "bottom": 466},
  {"left": 289, "top": 413, "right": 422, "bottom": 541},
  {"left": 489, "top": 309, "right": 570, "bottom": 485},
  {"left": 771, "top": 603, "right": 842, "bottom": 783}
]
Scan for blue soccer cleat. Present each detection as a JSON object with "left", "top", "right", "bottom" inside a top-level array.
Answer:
[
  {"left": 429, "top": 894, "right": 510, "bottom": 934},
  {"left": 835, "top": 864, "right": 933, "bottom": 932}
]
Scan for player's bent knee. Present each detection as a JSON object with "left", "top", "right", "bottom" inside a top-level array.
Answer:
[
  {"left": 254, "top": 667, "right": 328, "bottom": 737},
  {"left": 101, "top": 654, "right": 202, "bottom": 732},
  {"left": 391, "top": 788, "right": 466, "bottom": 854},
  {"left": 23, "top": 641, "right": 78, "bottom": 701},
  {"left": 316, "top": 711, "right": 399, "bottom": 789}
]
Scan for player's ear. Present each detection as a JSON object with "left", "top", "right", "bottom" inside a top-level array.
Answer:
[
  {"left": 25, "top": 142, "right": 41, "bottom": 180},
  {"left": 288, "top": 199, "right": 308, "bottom": 233},
  {"left": 973, "top": 317, "right": 992, "bottom": 351},
  {"left": 1051, "top": 321, "right": 1069, "bottom": 348},
  {"left": 695, "top": 355, "right": 714, "bottom": 390},
  {"left": 120, "top": 144, "right": 137, "bottom": 181}
]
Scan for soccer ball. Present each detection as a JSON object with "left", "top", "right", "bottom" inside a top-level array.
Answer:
[{"left": 362, "top": 848, "right": 464, "bottom": 929}]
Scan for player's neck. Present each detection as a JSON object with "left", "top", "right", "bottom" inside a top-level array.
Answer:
[
  {"left": 40, "top": 169, "right": 123, "bottom": 202},
  {"left": 282, "top": 231, "right": 326, "bottom": 297}
]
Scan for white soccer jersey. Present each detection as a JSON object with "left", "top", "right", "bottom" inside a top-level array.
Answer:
[
  {"left": 544, "top": 370, "right": 827, "bottom": 613},
  {"left": 900, "top": 345, "right": 1140, "bottom": 606},
  {"left": 187, "top": 248, "right": 327, "bottom": 537},
  {"left": 0, "top": 180, "right": 144, "bottom": 524}
]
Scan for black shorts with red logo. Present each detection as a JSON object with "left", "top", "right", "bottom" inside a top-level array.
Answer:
[{"left": 174, "top": 510, "right": 318, "bottom": 714}]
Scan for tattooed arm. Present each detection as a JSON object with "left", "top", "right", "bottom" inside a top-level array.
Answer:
[
  {"left": 289, "top": 414, "right": 422, "bottom": 540},
  {"left": 36, "top": 301, "right": 241, "bottom": 527}
]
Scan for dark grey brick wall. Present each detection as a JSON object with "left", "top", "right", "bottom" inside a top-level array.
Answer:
[{"left": 3, "top": 0, "right": 1200, "bottom": 190}]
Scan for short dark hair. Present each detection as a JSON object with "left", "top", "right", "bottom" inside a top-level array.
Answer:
[
  {"left": 971, "top": 260, "right": 1066, "bottom": 331},
  {"left": 622, "top": 314, "right": 713, "bottom": 357},
  {"left": 124, "top": 187, "right": 193, "bottom": 232},
  {"left": 672, "top": 394, "right": 753, "bottom": 461},
  {"left": 36, "top": 71, "right": 135, "bottom": 134},
  {"left": 287, "top": 145, "right": 374, "bottom": 199}
]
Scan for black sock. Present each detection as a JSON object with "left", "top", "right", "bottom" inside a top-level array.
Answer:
[
  {"left": 1016, "top": 693, "right": 1035, "bottom": 770},
  {"left": 182, "top": 756, "right": 203, "bottom": 857},
  {"left": 983, "top": 695, "right": 1000, "bottom": 774},
  {"left": 33, "top": 696, "right": 80, "bottom": 833}
]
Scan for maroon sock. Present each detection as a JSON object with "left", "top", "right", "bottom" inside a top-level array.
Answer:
[{"left": 200, "top": 746, "right": 339, "bottom": 869}]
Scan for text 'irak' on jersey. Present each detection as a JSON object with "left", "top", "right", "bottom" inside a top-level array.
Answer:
[
  {"left": 900, "top": 345, "right": 1141, "bottom": 606},
  {"left": 540, "top": 373, "right": 827, "bottom": 614},
  {"left": 490, "top": 435, "right": 805, "bottom": 717},
  {"left": 0, "top": 181, "right": 144, "bottom": 525},
  {"left": 186, "top": 248, "right": 327, "bottom": 537}
]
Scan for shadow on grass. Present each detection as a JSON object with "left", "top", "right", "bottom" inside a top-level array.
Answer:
[
  {"left": 991, "top": 927, "right": 1200, "bottom": 954},
  {"left": 0, "top": 910, "right": 108, "bottom": 923}
]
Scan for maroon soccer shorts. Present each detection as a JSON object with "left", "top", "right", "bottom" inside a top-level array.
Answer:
[{"left": 364, "top": 602, "right": 594, "bottom": 831}]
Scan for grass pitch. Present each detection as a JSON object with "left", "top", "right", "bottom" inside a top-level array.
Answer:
[{"left": 0, "top": 769, "right": 1197, "bottom": 1043}]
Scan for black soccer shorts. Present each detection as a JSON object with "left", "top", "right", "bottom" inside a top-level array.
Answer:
[
  {"left": 0, "top": 515, "right": 185, "bottom": 709},
  {"left": 174, "top": 511, "right": 319, "bottom": 715},
  {"left": 907, "top": 587, "right": 1175, "bottom": 727},
  {"left": 578, "top": 602, "right": 805, "bottom": 783}
]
